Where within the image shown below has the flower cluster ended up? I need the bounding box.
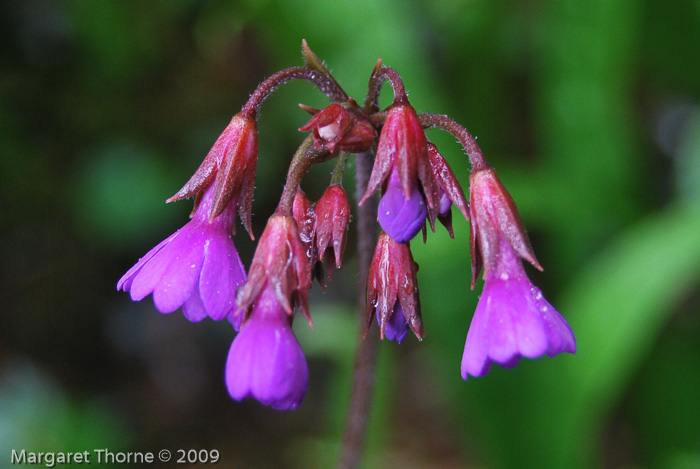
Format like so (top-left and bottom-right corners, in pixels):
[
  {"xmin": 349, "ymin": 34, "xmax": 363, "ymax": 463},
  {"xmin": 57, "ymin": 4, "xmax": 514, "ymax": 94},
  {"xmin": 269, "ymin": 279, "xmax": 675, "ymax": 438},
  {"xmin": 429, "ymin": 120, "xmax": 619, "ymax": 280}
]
[{"xmin": 117, "ymin": 42, "xmax": 575, "ymax": 411}]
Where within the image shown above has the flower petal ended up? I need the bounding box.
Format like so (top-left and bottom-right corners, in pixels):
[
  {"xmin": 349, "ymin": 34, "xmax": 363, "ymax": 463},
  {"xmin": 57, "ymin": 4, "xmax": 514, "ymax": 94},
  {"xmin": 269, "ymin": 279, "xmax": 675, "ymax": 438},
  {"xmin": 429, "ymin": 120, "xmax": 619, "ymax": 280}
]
[
  {"xmin": 461, "ymin": 300, "xmax": 491, "ymax": 379},
  {"xmin": 117, "ymin": 231, "xmax": 179, "ymax": 292},
  {"xmin": 378, "ymin": 170, "xmax": 426, "ymax": 243},
  {"xmin": 182, "ymin": 286, "xmax": 207, "ymax": 322},
  {"xmin": 149, "ymin": 228, "xmax": 206, "ymax": 313},
  {"xmin": 199, "ymin": 232, "xmax": 247, "ymax": 320}
]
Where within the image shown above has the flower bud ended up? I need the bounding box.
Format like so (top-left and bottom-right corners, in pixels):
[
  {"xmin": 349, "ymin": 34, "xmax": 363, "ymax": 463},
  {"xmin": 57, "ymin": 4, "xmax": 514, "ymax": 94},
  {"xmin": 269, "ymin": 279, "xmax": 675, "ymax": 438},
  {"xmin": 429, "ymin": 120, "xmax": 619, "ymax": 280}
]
[
  {"xmin": 313, "ymin": 184, "xmax": 351, "ymax": 273},
  {"xmin": 366, "ymin": 233, "xmax": 423, "ymax": 341},
  {"xmin": 292, "ymin": 188, "xmax": 315, "ymax": 263},
  {"xmin": 299, "ymin": 103, "xmax": 377, "ymax": 154},
  {"xmin": 360, "ymin": 102, "xmax": 431, "ymax": 206},
  {"xmin": 426, "ymin": 142, "xmax": 469, "ymax": 236}
]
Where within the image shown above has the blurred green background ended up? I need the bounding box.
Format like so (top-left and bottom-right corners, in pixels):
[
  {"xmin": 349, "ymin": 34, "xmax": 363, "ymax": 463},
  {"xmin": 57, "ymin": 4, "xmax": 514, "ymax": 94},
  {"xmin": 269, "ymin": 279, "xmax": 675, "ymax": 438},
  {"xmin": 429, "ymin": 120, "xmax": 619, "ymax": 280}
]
[{"xmin": 2, "ymin": 1, "xmax": 699, "ymax": 468}]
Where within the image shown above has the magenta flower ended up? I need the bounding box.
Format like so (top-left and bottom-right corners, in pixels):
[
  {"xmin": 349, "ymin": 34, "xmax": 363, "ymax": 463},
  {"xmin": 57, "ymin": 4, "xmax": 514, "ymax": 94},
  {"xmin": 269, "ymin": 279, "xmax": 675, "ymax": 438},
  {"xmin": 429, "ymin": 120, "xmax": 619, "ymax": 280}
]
[
  {"xmin": 117, "ymin": 182, "xmax": 246, "ymax": 323},
  {"xmin": 377, "ymin": 168, "xmax": 427, "ymax": 243},
  {"xmin": 225, "ymin": 284, "xmax": 308, "ymax": 410},
  {"xmin": 462, "ymin": 166, "xmax": 575, "ymax": 379},
  {"xmin": 461, "ymin": 237, "xmax": 576, "ymax": 378}
]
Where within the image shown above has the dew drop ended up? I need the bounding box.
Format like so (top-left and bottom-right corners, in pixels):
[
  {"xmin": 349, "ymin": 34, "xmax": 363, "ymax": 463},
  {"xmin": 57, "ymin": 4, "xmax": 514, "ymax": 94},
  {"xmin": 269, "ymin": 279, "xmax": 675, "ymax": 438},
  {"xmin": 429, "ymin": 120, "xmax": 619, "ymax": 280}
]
[
  {"xmin": 500, "ymin": 272, "xmax": 509, "ymax": 281},
  {"xmin": 531, "ymin": 287, "xmax": 543, "ymax": 300}
]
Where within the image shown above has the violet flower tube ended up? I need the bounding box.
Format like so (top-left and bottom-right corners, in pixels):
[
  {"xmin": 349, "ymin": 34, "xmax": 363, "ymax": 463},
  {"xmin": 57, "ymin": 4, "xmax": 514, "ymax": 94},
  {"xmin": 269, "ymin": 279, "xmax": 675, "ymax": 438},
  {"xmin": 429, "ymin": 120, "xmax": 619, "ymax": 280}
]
[
  {"xmin": 378, "ymin": 168, "xmax": 427, "ymax": 243},
  {"xmin": 377, "ymin": 302, "xmax": 409, "ymax": 344},
  {"xmin": 225, "ymin": 285, "xmax": 308, "ymax": 410},
  {"xmin": 117, "ymin": 182, "xmax": 246, "ymax": 324},
  {"xmin": 461, "ymin": 237, "xmax": 576, "ymax": 379}
]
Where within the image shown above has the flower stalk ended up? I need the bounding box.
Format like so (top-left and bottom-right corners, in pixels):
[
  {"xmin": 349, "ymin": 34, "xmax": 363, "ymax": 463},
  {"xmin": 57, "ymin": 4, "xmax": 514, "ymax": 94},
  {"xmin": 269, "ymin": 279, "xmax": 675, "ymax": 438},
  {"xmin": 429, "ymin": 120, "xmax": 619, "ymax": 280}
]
[{"xmin": 338, "ymin": 149, "xmax": 380, "ymax": 469}]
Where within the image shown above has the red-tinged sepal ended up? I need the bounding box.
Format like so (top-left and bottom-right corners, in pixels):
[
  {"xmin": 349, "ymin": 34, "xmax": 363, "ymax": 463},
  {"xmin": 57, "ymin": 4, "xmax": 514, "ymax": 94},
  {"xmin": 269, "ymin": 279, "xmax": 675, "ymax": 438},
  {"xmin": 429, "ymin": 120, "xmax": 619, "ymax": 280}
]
[
  {"xmin": 292, "ymin": 189, "xmax": 315, "ymax": 263},
  {"xmin": 313, "ymin": 185, "xmax": 351, "ymax": 280},
  {"xmin": 469, "ymin": 167, "xmax": 541, "ymax": 287},
  {"xmin": 167, "ymin": 112, "xmax": 258, "ymax": 238},
  {"xmin": 360, "ymin": 102, "xmax": 429, "ymax": 206},
  {"xmin": 292, "ymin": 189, "xmax": 327, "ymax": 289},
  {"xmin": 365, "ymin": 233, "xmax": 424, "ymax": 341},
  {"xmin": 427, "ymin": 143, "xmax": 469, "ymax": 221},
  {"xmin": 299, "ymin": 104, "xmax": 350, "ymax": 154},
  {"xmin": 235, "ymin": 215, "xmax": 312, "ymax": 326},
  {"xmin": 299, "ymin": 103, "xmax": 377, "ymax": 155},
  {"xmin": 338, "ymin": 119, "xmax": 377, "ymax": 153}
]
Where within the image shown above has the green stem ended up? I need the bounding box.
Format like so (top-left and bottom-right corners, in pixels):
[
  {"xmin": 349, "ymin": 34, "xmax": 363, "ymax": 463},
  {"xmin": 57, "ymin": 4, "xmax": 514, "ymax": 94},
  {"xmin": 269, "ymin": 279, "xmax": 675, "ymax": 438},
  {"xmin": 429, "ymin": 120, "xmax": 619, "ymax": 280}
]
[{"xmin": 330, "ymin": 153, "xmax": 349, "ymax": 185}]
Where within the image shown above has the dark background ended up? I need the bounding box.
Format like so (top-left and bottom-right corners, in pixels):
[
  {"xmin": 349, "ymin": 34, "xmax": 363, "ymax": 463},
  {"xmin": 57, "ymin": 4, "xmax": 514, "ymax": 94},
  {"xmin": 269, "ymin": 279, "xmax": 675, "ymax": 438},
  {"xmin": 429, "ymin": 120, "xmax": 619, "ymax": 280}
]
[{"xmin": 2, "ymin": 1, "xmax": 699, "ymax": 467}]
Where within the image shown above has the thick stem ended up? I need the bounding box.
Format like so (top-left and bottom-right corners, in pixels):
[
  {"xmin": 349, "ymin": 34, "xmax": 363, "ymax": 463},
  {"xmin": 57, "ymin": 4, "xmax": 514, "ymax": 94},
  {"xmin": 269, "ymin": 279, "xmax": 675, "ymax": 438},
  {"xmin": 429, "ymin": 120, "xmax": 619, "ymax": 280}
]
[
  {"xmin": 241, "ymin": 67, "xmax": 349, "ymax": 118},
  {"xmin": 418, "ymin": 113, "xmax": 490, "ymax": 172},
  {"xmin": 338, "ymin": 150, "xmax": 379, "ymax": 469}
]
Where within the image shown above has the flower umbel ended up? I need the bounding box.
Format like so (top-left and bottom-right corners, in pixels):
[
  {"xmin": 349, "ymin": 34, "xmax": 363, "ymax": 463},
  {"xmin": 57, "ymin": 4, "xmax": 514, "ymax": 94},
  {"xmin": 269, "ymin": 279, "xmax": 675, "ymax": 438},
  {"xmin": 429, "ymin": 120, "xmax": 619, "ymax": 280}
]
[
  {"xmin": 118, "ymin": 41, "xmax": 576, "ymax": 423},
  {"xmin": 225, "ymin": 284, "xmax": 308, "ymax": 410},
  {"xmin": 117, "ymin": 182, "xmax": 246, "ymax": 322}
]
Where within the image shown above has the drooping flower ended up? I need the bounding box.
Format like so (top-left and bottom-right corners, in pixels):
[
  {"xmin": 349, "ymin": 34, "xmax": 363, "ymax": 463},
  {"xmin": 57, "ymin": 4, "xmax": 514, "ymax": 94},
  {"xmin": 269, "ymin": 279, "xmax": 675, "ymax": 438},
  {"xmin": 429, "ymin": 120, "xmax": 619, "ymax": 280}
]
[
  {"xmin": 461, "ymin": 167, "xmax": 575, "ymax": 379},
  {"xmin": 225, "ymin": 284, "xmax": 308, "ymax": 410},
  {"xmin": 167, "ymin": 111, "xmax": 258, "ymax": 237},
  {"xmin": 461, "ymin": 236, "xmax": 576, "ymax": 379},
  {"xmin": 117, "ymin": 182, "xmax": 246, "ymax": 323},
  {"xmin": 366, "ymin": 232, "xmax": 423, "ymax": 341}
]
